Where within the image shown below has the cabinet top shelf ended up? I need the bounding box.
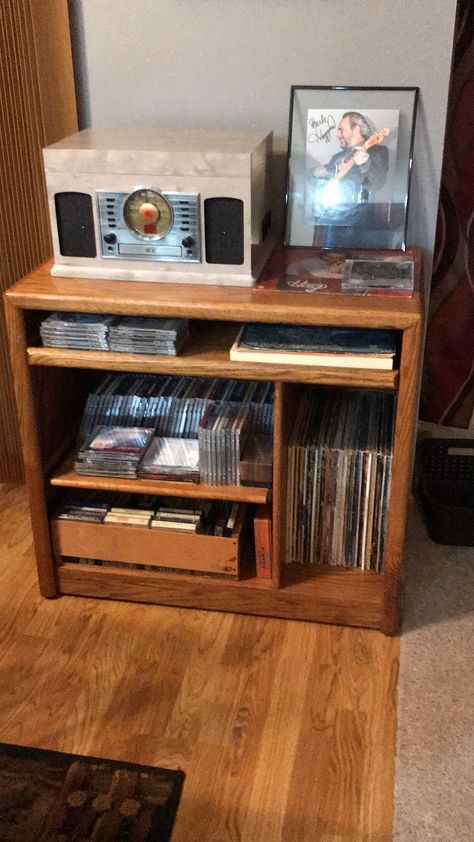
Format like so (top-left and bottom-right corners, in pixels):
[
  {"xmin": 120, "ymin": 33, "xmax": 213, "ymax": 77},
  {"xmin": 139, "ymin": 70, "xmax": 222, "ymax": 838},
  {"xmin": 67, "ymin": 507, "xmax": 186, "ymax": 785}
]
[{"xmin": 6, "ymin": 257, "xmax": 423, "ymax": 330}]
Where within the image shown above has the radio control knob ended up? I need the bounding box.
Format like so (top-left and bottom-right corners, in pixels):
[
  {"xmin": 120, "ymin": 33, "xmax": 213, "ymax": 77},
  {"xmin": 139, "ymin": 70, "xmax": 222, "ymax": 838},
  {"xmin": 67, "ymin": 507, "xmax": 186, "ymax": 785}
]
[
  {"xmin": 182, "ymin": 236, "xmax": 195, "ymax": 248},
  {"xmin": 104, "ymin": 233, "xmax": 117, "ymax": 244}
]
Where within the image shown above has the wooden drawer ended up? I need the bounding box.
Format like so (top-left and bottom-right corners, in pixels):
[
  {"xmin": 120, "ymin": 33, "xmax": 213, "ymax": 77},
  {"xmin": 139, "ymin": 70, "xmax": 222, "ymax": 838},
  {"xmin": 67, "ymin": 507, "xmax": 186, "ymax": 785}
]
[{"xmin": 51, "ymin": 508, "xmax": 247, "ymax": 578}]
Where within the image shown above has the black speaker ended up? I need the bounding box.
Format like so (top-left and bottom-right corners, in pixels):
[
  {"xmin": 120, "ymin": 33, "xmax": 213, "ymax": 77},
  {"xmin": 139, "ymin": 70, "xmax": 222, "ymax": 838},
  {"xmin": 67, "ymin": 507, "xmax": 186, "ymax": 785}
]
[
  {"xmin": 204, "ymin": 197, "xmax": 244, "ymax": 265},
  {"xmin": 54, "ymin": 192, "xmax": 96, "ymax": 258}
]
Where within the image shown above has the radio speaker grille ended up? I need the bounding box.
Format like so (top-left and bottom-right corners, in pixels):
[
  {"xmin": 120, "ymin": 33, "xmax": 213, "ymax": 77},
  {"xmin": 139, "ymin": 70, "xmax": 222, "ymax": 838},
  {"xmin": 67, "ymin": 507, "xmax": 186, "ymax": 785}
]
[
  {"xmin": 204, "ymin": 198, "xmax": 244, "ymax": 265},
  {"xmin": 55, "ymin": 192, "xmax": 96, "ymax": 257}
]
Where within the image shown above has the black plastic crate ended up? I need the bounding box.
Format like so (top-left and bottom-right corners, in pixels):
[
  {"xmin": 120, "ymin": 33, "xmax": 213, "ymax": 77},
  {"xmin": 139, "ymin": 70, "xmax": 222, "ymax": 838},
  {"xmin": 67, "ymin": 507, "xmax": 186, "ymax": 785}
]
[{"xmin": 419, "ymin": 438, "xmax": 474, "ymax": 546}]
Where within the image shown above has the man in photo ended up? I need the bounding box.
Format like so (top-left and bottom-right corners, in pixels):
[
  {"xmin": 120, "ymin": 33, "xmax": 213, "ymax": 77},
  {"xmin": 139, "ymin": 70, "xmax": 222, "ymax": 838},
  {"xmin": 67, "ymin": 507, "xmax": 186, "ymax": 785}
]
[{"xmin": 309, "ymin": 111, "xmax": 390, "ymax": 246}]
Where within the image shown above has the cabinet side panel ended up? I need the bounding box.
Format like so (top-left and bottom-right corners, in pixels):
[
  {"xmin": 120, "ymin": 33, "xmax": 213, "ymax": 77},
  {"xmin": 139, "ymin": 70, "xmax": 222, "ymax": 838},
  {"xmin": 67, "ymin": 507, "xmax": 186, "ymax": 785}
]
[
  {"xmin": 4, "ymin": 300, "xmax": 57, "ymax": 597},
  {"xmin": 382, "ymin": 320, "xmax": 423, "ymax": 634}
]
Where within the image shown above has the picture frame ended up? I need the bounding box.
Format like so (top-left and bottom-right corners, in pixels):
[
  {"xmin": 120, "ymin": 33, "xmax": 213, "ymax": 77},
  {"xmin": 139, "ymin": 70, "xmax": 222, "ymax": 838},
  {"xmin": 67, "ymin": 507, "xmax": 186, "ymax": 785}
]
[{"xmin": 284, "ymin": 86, "xmax": 418, "ymax": 250}]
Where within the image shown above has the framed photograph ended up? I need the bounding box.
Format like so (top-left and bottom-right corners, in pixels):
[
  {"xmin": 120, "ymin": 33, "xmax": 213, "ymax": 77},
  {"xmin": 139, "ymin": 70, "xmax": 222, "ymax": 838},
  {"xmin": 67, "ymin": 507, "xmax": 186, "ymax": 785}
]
[{"xmin": 284, "ymin": 86, "xmax": 418, "ymax": 250}]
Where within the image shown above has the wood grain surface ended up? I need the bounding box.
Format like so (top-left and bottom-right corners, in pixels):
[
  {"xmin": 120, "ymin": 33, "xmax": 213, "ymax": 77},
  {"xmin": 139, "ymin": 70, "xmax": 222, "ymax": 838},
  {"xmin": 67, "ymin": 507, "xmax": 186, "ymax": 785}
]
[
  {"xmin": 50, "ymin": 454, "xmax": 269, "ymax": 504},
  {"xmin": 0, "ymin": 0, "xmax": 77, "ymax": 483},
  {"xmin": 0, "ymin": 483, "xmax": 399, "ymax": 842},
  {"xmin": 6, "ymin": 257, "xmax": 423, "ymax": 329},
  {"xmin": 5, "ymin": 253, "xmax": 423, "ymax": 635}
]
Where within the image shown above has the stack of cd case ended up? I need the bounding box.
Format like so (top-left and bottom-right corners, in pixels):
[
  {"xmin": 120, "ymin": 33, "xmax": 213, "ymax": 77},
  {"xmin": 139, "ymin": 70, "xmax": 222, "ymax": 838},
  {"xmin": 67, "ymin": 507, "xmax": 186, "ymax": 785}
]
[
  {"xmin": 75, "ymin": 426, "xmax": 155, "ymax": 477},
  {"xmin": 341, "ymin": 257, "xmax": 415, "ymax": 295},
  {"xmin": 138, "ymin": 437, "xmax": 200, "ymax": 483},
  {"xmin": 78, "ymin": 374, "xmax": 274, "ymax": 445},
  {"xmin": 198, "ymin": 404, "xmax": 250, "ymax": 485},
  {"xmin": 108, "ymin": 316, "xmax": 189, "ymax": 355},
  {"xmin": 40, "ymin": 312, "xmax": 114, "ymax": 350}
]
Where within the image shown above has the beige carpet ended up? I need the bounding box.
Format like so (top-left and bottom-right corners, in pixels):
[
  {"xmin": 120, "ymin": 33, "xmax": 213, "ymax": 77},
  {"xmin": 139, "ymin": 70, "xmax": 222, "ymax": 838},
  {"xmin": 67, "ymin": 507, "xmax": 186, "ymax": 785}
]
[{"xmin": 393, "ymin": 501, "xmax": 474, "ymax": 840}]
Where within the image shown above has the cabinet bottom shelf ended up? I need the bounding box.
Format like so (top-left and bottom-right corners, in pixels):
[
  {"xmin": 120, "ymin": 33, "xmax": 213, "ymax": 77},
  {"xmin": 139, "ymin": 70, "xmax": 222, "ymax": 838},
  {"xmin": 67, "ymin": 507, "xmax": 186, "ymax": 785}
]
[{"xmin": 55, "ymin": 561, "xmax": 384, "ymax": 630}]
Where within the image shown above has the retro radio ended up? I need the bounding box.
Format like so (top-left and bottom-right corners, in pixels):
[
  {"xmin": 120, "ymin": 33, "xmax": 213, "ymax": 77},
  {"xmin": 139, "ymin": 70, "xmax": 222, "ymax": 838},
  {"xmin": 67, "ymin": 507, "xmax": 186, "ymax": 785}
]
[{"xmin": 43, "ymin": 127, "xmax": 275, "ymax": 286}]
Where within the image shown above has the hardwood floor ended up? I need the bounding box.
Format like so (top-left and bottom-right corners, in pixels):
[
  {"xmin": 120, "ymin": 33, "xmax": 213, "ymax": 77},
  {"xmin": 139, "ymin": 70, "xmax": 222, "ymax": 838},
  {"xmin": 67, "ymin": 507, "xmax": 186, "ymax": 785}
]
[{"xmin": 0, "ymin": 483, "xmax": 399, "ymax": 841}]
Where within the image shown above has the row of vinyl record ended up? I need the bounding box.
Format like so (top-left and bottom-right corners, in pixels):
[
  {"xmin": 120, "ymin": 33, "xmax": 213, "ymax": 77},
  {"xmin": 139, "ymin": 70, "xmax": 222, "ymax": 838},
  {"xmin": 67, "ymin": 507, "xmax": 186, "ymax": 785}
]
[
  {"xmin": 79, "ymin": 373, "xmax": 274, "ymax": 443},
  {"xmin": 286, "ymin": 387, "xmax": 395, "ymax": 572}
]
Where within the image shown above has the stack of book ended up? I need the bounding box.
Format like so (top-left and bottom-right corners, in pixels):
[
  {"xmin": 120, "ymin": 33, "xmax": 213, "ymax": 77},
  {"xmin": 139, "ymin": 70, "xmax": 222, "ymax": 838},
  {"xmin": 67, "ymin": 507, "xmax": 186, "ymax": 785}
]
[
  {"xmin": 286, "ymin": 388, "xmax": 395, "ymax": 572},
  {"xmin": 40, "ymin": 312, "xmax": 113, "ymax": 350},
  {"xmin": 74, "ymin": 427, "xmax": 155, "ymax": 478},
  {"xmin": 198, "ymin": 404, "xmax": 250, "ymax": 485},
  {"xmin": 230, "ymin": 323, "xmax": 397, "ymax": 370},
  {"xmin": 138, "ymin": 437, "xmax": 200, "ymax": 483},
  {"xmin": 108, "ymin": 316, "xmax": 189, "ymax": 355}
]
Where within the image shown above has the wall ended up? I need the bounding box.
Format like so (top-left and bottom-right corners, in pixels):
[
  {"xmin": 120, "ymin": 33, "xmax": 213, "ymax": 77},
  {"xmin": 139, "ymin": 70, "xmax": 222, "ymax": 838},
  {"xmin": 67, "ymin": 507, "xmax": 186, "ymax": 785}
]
[{"xmin": 68, "ymin": 0, "xmax": 457, "ymax": 260}]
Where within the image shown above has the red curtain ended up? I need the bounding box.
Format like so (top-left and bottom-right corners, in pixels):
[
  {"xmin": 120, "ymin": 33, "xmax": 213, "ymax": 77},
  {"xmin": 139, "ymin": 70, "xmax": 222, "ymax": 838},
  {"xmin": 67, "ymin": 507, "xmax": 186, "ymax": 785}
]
[{"xmin": 420, "ymin": 0, "xmax": 474, "ymax": 428}]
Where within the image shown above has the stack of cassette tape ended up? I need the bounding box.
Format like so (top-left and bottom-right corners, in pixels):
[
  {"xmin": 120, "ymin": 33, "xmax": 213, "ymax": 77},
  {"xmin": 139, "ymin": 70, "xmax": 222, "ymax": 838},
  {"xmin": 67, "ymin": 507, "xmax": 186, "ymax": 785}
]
[
  {"xmin": 150, "ymin": 505, "xmax": 203, "ymax": 532},
  {"xmin": 75, "ymin": 426, "xmax": 155, "ymax": 477},
  {"xmin": 104, "ymin": 506, "xmax": 153, "ymax": 527},
  {"xmin": 108, "ymin": 316, "xmax": 189, "ymax": 355},
  {"xmin": 55, "ymin": 500, "xmax": 109, "ymax": 523},
  {"xmin": 40, "ymin": 312, "xmax": 113, "ymax": 350}
]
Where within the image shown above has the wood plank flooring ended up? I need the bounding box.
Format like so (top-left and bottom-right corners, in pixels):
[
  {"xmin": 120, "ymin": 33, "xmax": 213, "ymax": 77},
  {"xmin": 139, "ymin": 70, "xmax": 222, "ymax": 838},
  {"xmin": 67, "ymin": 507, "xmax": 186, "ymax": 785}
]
[{"xmin": 0, "ymin": 484, "xmax": 399, "ymax": 841}]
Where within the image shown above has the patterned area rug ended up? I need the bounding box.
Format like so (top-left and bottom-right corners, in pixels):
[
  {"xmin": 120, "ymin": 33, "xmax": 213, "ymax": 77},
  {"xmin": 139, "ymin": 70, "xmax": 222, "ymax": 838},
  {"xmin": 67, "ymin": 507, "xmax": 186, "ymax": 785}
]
[{"xmin": 0, "ymin": 742, "xmax": 185, "ymax": 841}]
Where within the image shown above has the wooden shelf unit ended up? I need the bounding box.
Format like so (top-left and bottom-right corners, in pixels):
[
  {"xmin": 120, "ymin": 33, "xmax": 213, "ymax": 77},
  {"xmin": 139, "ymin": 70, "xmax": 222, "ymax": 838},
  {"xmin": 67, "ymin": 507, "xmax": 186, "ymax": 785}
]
[{"xmin": 4, "ymin": 255, "xmax": 424, "ymax": 634}]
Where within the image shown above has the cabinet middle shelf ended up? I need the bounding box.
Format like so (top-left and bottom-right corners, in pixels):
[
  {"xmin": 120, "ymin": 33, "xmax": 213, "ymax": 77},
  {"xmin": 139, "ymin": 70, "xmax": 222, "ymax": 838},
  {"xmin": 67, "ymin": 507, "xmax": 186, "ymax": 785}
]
[
  {"xmin": 27, "ymin": 321, "xmax": 399, "ymax": 389},
  {"xmin": 49, "ymin": 453, "xmax": 269, "ymax": 504}
]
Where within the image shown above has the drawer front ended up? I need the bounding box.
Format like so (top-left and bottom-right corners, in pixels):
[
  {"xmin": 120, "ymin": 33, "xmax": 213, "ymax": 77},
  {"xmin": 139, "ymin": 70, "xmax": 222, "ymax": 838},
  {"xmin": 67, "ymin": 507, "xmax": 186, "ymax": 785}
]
[{"xmin": 51, "ymin": 518, "xmax": 242, "ymax": 577}]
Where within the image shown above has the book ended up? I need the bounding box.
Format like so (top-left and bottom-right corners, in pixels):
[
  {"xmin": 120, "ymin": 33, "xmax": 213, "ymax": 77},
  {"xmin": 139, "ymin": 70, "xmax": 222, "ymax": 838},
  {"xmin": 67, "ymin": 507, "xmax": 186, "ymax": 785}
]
[
  {"xmin": 255, "ymin": 246, "xmax": 415, "ymax": 298},
  {"xmin": 253, "ymin": 504, "xmax": 272, "ymax": 579},
  {"xmin": 230, "ymin": 324, "xmax": 397, "ymax": 370}
]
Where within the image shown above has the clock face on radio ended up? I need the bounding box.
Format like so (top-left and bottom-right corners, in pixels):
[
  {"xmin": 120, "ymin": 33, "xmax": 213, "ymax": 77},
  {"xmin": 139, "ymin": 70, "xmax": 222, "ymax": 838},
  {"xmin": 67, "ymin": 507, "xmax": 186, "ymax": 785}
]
[{"xmin": 123, "ymin": 188, "xmax": 174, "ymax": 240}]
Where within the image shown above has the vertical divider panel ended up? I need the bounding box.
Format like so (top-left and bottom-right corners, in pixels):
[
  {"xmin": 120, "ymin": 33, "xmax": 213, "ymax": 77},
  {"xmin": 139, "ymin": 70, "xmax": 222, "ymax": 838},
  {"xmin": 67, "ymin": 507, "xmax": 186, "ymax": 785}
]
[{"xmin": 273, "ymin": 382, "xmax": 304, "ymax": 588}]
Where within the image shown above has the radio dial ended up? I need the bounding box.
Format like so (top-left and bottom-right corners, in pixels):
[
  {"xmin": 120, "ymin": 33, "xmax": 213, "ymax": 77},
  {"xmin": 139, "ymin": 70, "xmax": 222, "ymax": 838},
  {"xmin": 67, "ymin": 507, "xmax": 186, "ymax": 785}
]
[
  {"xmin": 138, "ymin": 202, "xmax": 160, "ymax": 223},
  {"xmin": 182, "ymin": 236, "xmax": 195, "ymax": 248},
  {"xmin": 104, "ymin": 232, "xmax": 117, "ymax": 244},
  {"xmin": 123, "ymin": 188, "xmax": 173, "ymax": 240}
]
